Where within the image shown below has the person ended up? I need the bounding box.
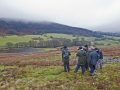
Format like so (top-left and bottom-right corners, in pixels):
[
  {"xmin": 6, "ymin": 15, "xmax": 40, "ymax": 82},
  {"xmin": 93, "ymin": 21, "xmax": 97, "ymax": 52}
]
[
  {"xmin": 61, "ymin": 46, "xmax": 71, "ymax": 72},
  {"xmin": 95, "ymin": 48, "xmax": 103, "ymax": 69},
  {"xmin": 83, "ymin": 45, "xmax": 89, "ymax": 71},
  {"xmin": 74, "ymin": 46, "xmax": 86, "ymax": 74},
  {"xmin": 88, "ymin": 46, "xmax": 99, "ymax": 76}
]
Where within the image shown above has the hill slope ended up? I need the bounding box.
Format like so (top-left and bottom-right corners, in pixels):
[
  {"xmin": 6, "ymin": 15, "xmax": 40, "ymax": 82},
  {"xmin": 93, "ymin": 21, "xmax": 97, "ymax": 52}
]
[{"xmin": 0, "ymin": 19, "xmax": 103, "ymax": 37}]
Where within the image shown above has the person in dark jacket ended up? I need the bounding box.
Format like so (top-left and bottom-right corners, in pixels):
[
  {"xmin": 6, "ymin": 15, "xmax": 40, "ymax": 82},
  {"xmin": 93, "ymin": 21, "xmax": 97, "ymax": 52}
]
[
  {"xmin": 61, "ymin": 46, "xmax": 71, "ymax": 72},
  {"xmin": 88, "ymin": 46, "xmax": 99, "ymax": 76},
  {"xmin": 95, "ymin": 48, "xmax": 103, "ymax": 69},
  {"xmin": 84, "ymin": 45, "xmax": 89, "ymax": 70},
  {"xmin": 74, "ymin": 46, "xmax": 86, "ymax": 74}
]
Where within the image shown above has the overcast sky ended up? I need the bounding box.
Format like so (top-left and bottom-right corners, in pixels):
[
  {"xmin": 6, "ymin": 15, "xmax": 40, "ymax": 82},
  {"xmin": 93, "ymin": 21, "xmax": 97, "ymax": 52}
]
[{"xmin": 0, "ymin": 0, "xmax": 120, "ymax": 32}]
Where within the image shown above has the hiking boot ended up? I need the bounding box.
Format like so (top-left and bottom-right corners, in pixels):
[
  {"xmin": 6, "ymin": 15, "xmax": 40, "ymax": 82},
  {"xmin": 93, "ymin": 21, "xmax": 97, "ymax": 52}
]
[
  {"xmin": 68, "ymin": 68, "xmax": 70, "ymax": 72},
  {"xmin": 100, "ymin": 67, "xmax": 102, "ymax": 69},
  {"xmin": 64, "ymin": 70, "xmax": 67, "ymax": 72},
  {"xmin": 94, "ymin": 71, "xmax": 97, "ymax": 75},
  {"xmin": 82, "ymin": 73, "xmax": 84, "ymax": 75},
  {"xmin": 74, "ymin": 71, "xmax": 76, "ymax": 73},
  {"xmin": 89, "ymin": 73, "xmax": 94, "ymax": 76}
]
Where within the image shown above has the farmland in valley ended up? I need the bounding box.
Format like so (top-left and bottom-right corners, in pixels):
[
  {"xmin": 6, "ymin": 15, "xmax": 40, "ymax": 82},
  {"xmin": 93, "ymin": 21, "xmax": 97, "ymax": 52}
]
[{"xmin": 0, "ymin": 33, "xmax": 120, "ymax": 47}]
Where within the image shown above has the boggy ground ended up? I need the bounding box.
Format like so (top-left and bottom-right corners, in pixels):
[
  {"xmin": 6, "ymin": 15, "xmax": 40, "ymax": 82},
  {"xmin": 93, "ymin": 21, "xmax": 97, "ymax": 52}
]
[{"xmin": 0, "ymin": 46, "xmax": 120, "ymax": 90}]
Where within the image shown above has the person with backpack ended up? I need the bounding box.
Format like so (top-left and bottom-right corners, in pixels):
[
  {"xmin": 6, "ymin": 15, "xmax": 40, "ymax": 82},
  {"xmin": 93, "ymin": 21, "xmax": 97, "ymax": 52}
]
[
  {"xmin": 88, "ymin": 46, "xmax": 99, "ymax": 76},
  {"xmin": 95, "ymin": 48, "xmax": 103, "ymax": 69},
  {"xmin": 61, "ymin": 46, "xmax": 71, "ymax": 72},
  {"xmin": 74, "ymin": 46, "xmax": 87, "ymax": 74}
]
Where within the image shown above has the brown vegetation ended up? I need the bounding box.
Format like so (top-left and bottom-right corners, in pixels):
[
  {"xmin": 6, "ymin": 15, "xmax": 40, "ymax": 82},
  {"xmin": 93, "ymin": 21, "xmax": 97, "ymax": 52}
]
[
  {"xmin": 0, "ymin": 46, "xmax": 120, "ymax": 66},
  {"xmin": 32, "ymin": 37, "xmax": 43, "ymax": 40},
  {"xmin": 100, "ymin": 46, "xmax": 120, "ymax": 57},
  {"xmin": 0, "ymin": 28, "xmax": 6, "ymax": 36},
  {"xmin": 0, "ymin": 47, "xmax": 77, "ymax": 66}
]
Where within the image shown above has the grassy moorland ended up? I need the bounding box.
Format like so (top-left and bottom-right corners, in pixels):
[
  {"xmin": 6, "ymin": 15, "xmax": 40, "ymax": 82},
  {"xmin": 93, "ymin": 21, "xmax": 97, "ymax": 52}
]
[
  {"xmin": 0, "ymin": 46, "xmax": 120, "ymax": 90},
  {"xmin": 0, "ymin": 63, "xmax": 120, "ymax": 90}
]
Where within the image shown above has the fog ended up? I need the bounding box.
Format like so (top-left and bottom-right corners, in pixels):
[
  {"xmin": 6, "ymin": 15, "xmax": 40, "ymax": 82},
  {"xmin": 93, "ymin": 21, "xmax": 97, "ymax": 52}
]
[{"xmin": 0, "ymin": 0, "xmax": 120, "ymax": 32}]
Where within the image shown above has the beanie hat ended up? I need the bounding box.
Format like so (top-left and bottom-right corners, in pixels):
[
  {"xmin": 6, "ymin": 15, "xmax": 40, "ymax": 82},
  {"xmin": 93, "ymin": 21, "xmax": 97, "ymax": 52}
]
[
  {"xmin": 79, "ymin": 46, "xmax": 82, "ymax": 49},
  {"xmin": 95, "ymin": 48, "xmax": 98, "ymax": 51},
  {"xmin": 84, "ymin": 45, "xmax": 88, "ymax": 47},
  {"xmin": 63, "ymin": 46, "xmax": 67, "ymax": 48}
]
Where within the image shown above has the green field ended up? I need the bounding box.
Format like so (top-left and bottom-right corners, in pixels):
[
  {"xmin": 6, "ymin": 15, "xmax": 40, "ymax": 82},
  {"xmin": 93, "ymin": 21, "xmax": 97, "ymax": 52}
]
[
  {"xmin": 0, "ymin": 33, "xmax": 120, "ymax": 47},
  {"xmin": 0, "ymin": 35, "xmax": 47, "ymax": 46},
  {"xmin": 96, "ymin": 40, "xmax": 120, "ymax": 46}
]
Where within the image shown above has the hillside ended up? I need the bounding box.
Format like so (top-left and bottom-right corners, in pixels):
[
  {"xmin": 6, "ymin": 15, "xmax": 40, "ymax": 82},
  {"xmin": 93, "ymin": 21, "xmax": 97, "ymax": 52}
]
[{"xmin": 0, "ymin": 18, "xmax": 103, "ymax": 37}]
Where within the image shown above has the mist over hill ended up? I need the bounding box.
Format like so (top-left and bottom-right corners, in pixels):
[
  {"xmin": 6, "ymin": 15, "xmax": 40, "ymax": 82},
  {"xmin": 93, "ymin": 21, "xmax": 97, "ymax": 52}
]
[{"xmin": 0, "ymin": 18, "xmax": 120, "ymax": 37}]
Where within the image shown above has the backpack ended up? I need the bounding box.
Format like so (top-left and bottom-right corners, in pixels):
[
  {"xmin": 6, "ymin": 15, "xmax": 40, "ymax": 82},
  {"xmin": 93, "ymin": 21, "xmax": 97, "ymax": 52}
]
[{"xmin": 63, "ymin": 49, "xmax": 69, "ymax": 59}]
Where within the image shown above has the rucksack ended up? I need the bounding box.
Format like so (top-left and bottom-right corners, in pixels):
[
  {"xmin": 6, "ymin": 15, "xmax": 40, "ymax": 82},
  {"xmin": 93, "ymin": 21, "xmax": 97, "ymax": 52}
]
[{"xmin": 63, "ymin": 49, "xmax": 69, "ymax": 59}]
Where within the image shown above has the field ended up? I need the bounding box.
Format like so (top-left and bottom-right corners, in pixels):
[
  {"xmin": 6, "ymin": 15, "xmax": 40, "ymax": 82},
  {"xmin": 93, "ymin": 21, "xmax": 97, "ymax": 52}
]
[
  {"xmin": 0, "ymin": 46, "xmax": 120, "ymax": 89},
  {"xmin": 0, "ymin": 35, "xmax": 47, "ymax": 47},
  {"xmin": 97, "ymin": 40, "xmax": 119, "ymax": 46},
  {"xmin": 0, "ymin": 33, "xmax": 120, "ymax": 47}
]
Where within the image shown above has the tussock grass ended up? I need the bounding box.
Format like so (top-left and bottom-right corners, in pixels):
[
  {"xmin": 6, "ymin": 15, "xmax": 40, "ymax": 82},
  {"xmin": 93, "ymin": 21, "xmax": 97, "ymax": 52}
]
[
  {"xmin": 0, "ymin": 62, "xmax": 120, "ymax": 90},
  {"xmin": 0, "ymin": 46, "xmax": 120, "ymax": 89}
]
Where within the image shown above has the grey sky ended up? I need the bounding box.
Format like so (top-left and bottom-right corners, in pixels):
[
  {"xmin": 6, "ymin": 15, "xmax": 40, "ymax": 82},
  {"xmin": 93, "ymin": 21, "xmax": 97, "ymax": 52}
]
[{"xmin": 0, "ymin": 0, "xmax": 120, "ymax": 32}]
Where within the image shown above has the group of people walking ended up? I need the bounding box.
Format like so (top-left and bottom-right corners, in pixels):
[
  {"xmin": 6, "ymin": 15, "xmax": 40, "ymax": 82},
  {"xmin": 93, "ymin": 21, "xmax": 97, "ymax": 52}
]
[{"xmin": 61, "ymin": 45, "xmax": 103, "ymax": 76}]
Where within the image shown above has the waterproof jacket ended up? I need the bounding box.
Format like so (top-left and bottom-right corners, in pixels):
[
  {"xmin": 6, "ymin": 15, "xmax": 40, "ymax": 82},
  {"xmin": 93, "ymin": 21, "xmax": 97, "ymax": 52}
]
[
  {"xmin": 61, "ymin": 48, "xmax": 71, "ymax": 63},
  {"xmin": 84, "ymin": 48, "xmax": 90, "ymax": 61},
  {"xmin": 76, "ymin": 49, "xmax": 86, "ymax": 65},
  {"xmin": 97, "ymin": 49, "xmax": 103, "ymax": 59},
  {"xmin": 88, "ymin": 50, "xmax": 99, "ymax": 65}
]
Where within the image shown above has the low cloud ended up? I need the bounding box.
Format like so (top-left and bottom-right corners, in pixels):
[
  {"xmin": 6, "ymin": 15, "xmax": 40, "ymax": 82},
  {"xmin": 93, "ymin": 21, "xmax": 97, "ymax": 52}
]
[{"xmin": 0, "ymin": 0, "xmax": 120, "ymax": 32}]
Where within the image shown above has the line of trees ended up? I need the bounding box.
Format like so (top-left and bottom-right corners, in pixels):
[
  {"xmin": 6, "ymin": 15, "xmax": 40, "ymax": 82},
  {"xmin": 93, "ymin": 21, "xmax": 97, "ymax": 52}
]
[{"xmin": 5, "ymin": 38, "xmax": 92, "ymax": 49}]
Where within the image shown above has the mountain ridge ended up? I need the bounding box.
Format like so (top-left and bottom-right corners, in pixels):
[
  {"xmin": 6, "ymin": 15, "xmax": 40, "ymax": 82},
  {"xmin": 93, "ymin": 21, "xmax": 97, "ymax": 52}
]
[{"xmin": 0, "ymin": 18, "xmax": 120, "ymax": 37}]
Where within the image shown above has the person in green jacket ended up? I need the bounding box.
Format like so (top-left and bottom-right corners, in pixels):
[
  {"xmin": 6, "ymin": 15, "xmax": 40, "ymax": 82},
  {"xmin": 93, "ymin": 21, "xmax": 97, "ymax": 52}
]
[
  {"xmin": 74, "ymin": 46, "xmax": 87, "ymax": 74},
  {"xmin": 61, "ymin": 46, "xmax": 71, "ymax": 72},
  {"xmin": 84, "ymin": 45, "xmax": 89, "ymax": 71}
]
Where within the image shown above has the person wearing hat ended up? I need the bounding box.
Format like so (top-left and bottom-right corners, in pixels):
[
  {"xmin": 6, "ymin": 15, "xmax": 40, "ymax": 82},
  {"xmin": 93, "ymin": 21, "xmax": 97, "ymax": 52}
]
[
  {"xmin": 61, "ymin": 46, "xmax": 71, "ymax": 72},
  {"xmin": 74, "ymin": 46, "xmax": 87, "ymax": 74},
  {"xmin": 88, "ymin": 46, "xmax": 99, "ymax": 76}
]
